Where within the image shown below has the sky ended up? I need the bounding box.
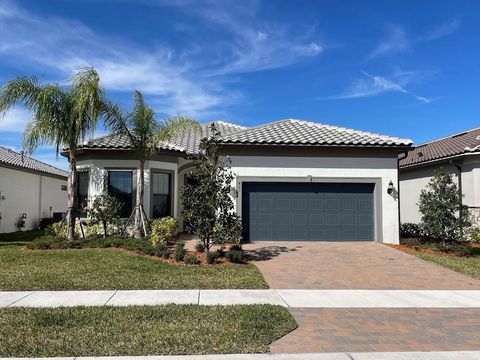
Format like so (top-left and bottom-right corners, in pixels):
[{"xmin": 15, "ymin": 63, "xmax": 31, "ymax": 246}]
[{"xmin": 0, "ymin": 0, "xmax": 479, "ymax": 170}]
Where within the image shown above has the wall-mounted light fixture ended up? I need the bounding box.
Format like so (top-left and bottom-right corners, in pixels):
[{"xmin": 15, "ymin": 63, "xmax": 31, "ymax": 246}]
[{"xmin": 387, "ymin": 180, "xmax": 394, "ymax": 195}]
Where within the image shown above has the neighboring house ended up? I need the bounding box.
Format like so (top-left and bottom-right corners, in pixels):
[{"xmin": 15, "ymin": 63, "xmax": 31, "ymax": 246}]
[
  {"xmin": 0, "ymin": 147, "xmax": 68, "ymax": 233},
  {"xmin": 399, "ymin": 127, "xmax": 480, "ymax": 226},
  {"xmin": 71, "ymin": 119, "xmax": 412, "ymax": 244}
]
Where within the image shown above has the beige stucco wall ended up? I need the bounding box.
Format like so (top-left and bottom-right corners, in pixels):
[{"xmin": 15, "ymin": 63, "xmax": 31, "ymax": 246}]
[
  {"xmin": 399, "ymin": 155, "xmax": 480, "ymax": 225},
  {"xmin": 0, "ymin": 166, "xmax": 67, "ymax": 233}
]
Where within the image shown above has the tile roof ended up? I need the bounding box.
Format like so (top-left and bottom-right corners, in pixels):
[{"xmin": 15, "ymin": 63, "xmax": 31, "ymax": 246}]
[
  {"xmin": 400, "ymin": 127, "xmax": 480, "ymax": 168},
  {"xmin": 220, "ymin": 119, "xmax": 413, "ymax": 147},
  {"xmin": 78, "ymin": 119, "xmax": 412, "ymax": 155},
  {"xmin": 0, "ymin": 147, "xmax": 69, "ymax": 178},
  {"xmin": 78, "ymin": 121, "xmax": 247, "ymax": 154}
]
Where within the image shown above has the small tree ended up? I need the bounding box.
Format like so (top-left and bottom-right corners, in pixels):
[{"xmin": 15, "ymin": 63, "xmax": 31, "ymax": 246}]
[
  {"xmin": 181, "ymin": 124, "xmax": 242, "ymax": 253},
  {"xmin": 418, "ymin": 167, "xmax": 470, "ymax": 248},
  {"xmin": 89, "ymin": 194, "xmax": 122, "ymax": 238}
]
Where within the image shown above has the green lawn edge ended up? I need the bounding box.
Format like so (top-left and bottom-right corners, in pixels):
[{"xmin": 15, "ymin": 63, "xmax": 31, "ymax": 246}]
[{"xmin": 0, "ymin": 304, "xmax": 297, "ymax": 357}]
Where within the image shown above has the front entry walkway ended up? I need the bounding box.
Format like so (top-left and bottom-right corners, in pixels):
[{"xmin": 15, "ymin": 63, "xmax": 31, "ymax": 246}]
[{"xmin": 244, "ymin": 241, "xmax": 480, "ymax": 289}]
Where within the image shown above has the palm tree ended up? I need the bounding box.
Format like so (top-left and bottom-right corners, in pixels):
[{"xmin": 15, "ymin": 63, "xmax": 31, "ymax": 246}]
[
  {"xmin": 0, "ymin": 68, "xmax": 105, "ymax": 240},
  {"xmin": 103, "ymin": 90, "xmax": 198, "ymax": 238}
]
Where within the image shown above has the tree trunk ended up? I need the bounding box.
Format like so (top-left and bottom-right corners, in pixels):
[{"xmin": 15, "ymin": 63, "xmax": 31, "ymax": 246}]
[
  {"xmin": 66, "ymin": 150, "xmax": 77, "ymax": 240},
  {"xmin": 134, "ymin": 160, "xmax": 145, "ymax": 239}
]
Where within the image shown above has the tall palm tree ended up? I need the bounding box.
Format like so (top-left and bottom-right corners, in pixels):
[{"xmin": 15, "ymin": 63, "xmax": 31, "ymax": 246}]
[
  {"xmin": 0, "ymin": 68, "xmax": 105, "ymax": 240},
  {"xmin": 103, "ymin": 90, "xmax": 198, "ymax": 238}
]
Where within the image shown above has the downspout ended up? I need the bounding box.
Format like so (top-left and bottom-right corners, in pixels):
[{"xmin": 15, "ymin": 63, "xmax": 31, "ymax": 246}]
[
  {"xmin": 454, "ymin": 164, "xmax": 463, "ymax": 240},
  {"xmin": 397, "ymin": 151, "xmax": 408, "ymax": 241}
]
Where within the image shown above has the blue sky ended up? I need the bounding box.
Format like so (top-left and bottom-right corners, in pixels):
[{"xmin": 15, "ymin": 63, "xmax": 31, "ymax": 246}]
[{"xmin": 0, "ymin": 0, "xmax": 479, "ymax": 170}]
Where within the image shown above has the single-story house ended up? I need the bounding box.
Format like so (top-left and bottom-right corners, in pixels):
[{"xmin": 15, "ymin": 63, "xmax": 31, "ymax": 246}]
[
  {"xmin": 0, "ymin": 146, "xmax": 68, "ymax": 233},
  {"xmin": 399, "ymin": 127, "xmax": 480, "ymax": 226},
  {"xmin": 72, "ymin": 119, "xmax": 412, "ymax": 244}
]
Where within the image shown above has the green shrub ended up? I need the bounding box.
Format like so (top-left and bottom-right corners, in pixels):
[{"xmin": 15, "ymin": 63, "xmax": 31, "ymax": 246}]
[
  {"xmin": 88, "ymin": 194, "xmax": 123, "ymax": 238},
  {"xmin": 213, "ymin": 213, "xmax": 243, "ymax": 245},
  {"xmin": 206, "ymin": 251, "xmax": 219, "ymax": 264},
  {"xmin": 400, "ymin": 223, "xmax": 424, "ymax": 238},
  {"xmin": 229, "ymin": 244, "xmax": 242, "ymax": 251},
  {"xmin": 184, "ymin": 255, "xmax": 200, "ymax": 265},
  {"xmin": 215, "ymin": 247, "xmax": 225, "ymax": 258},
  {"xmin": 226, "ymin": 249, "xmax": 244, "ymax": 263},
  {"xmin": 468, "ymin": 227, "xmax": 480, "ymax": 243},
  {"xmin": 174, "ymin": 242, "xmax": 186, "ymax": 261},
  {"xmin": 150, "ymin": 217, "xmax": 178, "ymax": 247},
  {"xmin": 38, "ymin": 217, "xmax": 56, "ymax": 230},
  {"xmin": 154, "ymin": 242, "xmax": 169, "ymax": 258},
  {"xmin": 195, "ymin": 241, "xmax": 205, "ymax": 252}
]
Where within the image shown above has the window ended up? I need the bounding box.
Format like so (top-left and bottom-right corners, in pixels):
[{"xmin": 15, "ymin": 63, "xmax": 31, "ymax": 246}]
[
  {"xmin": 151, "ymin": 172, "xmax": 171, "ymax": 218},
  {"xmin": 108, "ymin": 171, "xmax": 134, "ymax": 218},
  {"xmin": 76, "ymin": 172, "xmax": 89, "ymax": 216}
]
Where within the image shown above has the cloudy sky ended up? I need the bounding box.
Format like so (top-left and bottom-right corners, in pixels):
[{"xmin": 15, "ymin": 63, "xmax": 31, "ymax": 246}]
[{"xmin": 0, "ymin": 0, "xmax": 479, "ymax": 169}]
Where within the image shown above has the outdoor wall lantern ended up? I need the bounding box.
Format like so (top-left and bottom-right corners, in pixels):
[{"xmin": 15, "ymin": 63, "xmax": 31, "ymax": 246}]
[{"xmin": 387, "ymin": 181, "xmax": 394, "ymax": 195}]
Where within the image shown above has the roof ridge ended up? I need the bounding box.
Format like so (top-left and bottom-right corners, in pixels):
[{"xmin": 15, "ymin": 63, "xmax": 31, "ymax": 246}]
[
  {"xmin": 203, "ymin": 120, "xmax": 247, "ymax": 129},
  {"xmin": 414, "ymin": 126, "xmax": 480, "ymax": 148}
]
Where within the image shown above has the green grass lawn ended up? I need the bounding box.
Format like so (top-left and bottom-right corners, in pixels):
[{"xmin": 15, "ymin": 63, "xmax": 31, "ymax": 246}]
[
  {"xmin": 0, "ymin": 304, "xmax": 296, "ymax": 356},
  {"xmin": 414, "ymin": 251, "xmax": 480, "ymax": 280},
  {"xmin": 0, "ymin": 231, "xmax": 268, "ymax": 290}
]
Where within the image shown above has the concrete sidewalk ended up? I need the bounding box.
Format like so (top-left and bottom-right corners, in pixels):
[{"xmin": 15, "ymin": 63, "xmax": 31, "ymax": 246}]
[
  {"xmin": 2, "ymin": 351, "xmax": 480, "ymax": 359},
  {"xmin": 2, "ymin": 289, "xmax": 480, "ymax": 308}
]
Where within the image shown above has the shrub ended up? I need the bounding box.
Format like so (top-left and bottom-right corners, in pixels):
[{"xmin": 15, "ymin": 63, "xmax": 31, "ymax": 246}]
[
  {"xmin": 38, "ymin": 217, "xmax": 56, "ymax": 230},
  {"xmin": 150, "ymin": 217, "xmax": 178, "ymax": 247},
  {"xmin": 174, "ymin": 242, "xmax": 186, "ymax": 262},
  {"xmin": 184, "ymin": 255, "xmax": 200, "ymax": 265},
  {"xmin": 213, "ymin": 213, "xmax": 243, "ymax": 245},
  {"xmin": 206, "ymin": 251, "xmax": 219, "ymax": 264},
  {"xmin": 88, "ymin": 194, "xmax": 122, "ymax": 238},
  {"xmin": 215, "ymin": 247, "xmax": 226, "ymax": 258},
  {"xmin": 153, "ymin": 242, "xmax": 169, "ymax": 258},
  {"xmin": 467, "ymin": 227, "xmax": 480, "ymax": 243},
  {"xmin": 195, "ymin": 241, "xmax": 205, "ymax": 252},
  {"xmin": 229, "ymin": 244, "xmax": 242, "ymax": 251},
  {"xmin": 226, "ymin": 249, "xmax": 244, "ymax": 263},
  {"xmin": 400, "ymin": 223, "xmax": 424, "ymax": 238}
]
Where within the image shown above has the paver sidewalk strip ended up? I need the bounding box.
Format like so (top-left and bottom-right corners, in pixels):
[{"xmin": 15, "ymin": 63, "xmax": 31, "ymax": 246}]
[
  {"xmin": 9, "ymin": 291, "xmax": 117, "ymax": 308},
  {"xmin": 0, "ymin": 291, "xmax": 34, "ymax": 307},
  {"xmin": 350, "ymin": 351, "xmax": 480, "ymax": 359},
  {"xmin": 106, "ymin": 290, "xmax": 199, "ymax": 306},
  {"xmin": 199, "ymin": 289, "xmax": 287, "ymax": 306}
]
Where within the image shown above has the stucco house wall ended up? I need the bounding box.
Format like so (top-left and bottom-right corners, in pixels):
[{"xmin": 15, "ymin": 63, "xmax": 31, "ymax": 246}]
[
  {"xmin": 0, "ymin": 166, "xmax": 67, "ymax": 233},
  {"xmin": 399, "ymin": 155, "xmax": 480, "ymax": 225}
]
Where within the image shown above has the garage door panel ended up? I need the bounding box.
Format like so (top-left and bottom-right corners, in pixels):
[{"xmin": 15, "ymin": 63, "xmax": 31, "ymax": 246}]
[{"xmin": 243, "ymin": 182, "xmax": 374, "ymax": 242}]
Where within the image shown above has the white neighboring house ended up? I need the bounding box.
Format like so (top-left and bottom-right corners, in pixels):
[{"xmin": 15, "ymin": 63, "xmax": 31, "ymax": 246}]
[
  {"xmin": 399, "ymin": 127, "xmax": 480, "ymax": 226},
  {"xmin": 69, "ymin": 119, "xmax": 412, "ymax": 244},
  {"xmin": 0, "ymin": 147, "xmax": 68, "ymax": 233}
]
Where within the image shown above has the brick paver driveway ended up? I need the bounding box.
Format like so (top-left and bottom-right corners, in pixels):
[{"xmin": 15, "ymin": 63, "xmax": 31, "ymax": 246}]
[
  {"xmin": 243, "ymin": 241, "xmax": 480, "ymax": 353},
  {"xmin": 244, "ymin": 241, "xmax": 480, "ymax": 289}
]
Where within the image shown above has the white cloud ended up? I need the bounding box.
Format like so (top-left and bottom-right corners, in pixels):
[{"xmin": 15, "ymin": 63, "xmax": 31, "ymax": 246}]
[
  {"xmin": 421, "ymin": 18, "xmax": 462, "ymax": 41},
  {"xmin": 0, "ymin": 0, "xmax": 324, "ymax": 118},
  {"xmin": 366, "ymin": 25, "xmax": 410, "ymax": 61},
  {"xmin": 324, "ymin": 70, "xmax": 437, "ymax": 104},
  {"xmin": 0, "ymin": 107, "xmax": 31, "ymax": 132}
]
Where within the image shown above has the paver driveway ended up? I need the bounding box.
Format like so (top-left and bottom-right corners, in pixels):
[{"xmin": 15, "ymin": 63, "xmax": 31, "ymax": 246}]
[
  {"xmin": 243, "ymin": 241, "xmax": 480, "ymax": 353},
  {"xmin": 244, "ymin": 241, "xmax": 480, "ymax": 289}
]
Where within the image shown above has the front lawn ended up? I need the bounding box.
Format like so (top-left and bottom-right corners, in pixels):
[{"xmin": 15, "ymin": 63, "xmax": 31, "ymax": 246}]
[
  {"xmin": 0, "ymin": 304, "xmax": 296, "ymax": 357},
  {"xmin": 0, "ymin": 231, "xmax": 268, "ymax": 290},
  {"xmin": 393, "ymin": 238, "xmax": 480, "ymax": 280}
]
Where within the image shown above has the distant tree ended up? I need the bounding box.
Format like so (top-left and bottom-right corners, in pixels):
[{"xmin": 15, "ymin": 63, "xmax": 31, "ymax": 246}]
[
  {"xmin": 0, "ymin": 68, "xmax": 105, "ymax": 240},
  {"xmin": 418, "ymin": 167, "xmax": 470, "ymax": 248},
  {"xmin": 181, "ymin": 124, "xmax": 242, "ymax": 253},
  {"xmin": 103, "ymin": 91, "xmax": 198, "ymax": 238}
]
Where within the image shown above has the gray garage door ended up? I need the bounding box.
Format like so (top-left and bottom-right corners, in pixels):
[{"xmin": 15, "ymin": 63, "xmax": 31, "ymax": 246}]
[{"xmin": 242, "ymin": 182, "xmax": 374, "ymax": 242}]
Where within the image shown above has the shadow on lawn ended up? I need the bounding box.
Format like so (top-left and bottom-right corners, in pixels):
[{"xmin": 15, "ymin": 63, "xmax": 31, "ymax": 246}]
[{"xmin": 246, "ymin": 246, "xmax": 300, "ymax": 261}]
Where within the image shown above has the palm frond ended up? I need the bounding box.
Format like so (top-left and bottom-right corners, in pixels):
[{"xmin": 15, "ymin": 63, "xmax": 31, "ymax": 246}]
[{"xmin": 0, "ymin": 75, "xmax": 41, "ymax": 116}]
